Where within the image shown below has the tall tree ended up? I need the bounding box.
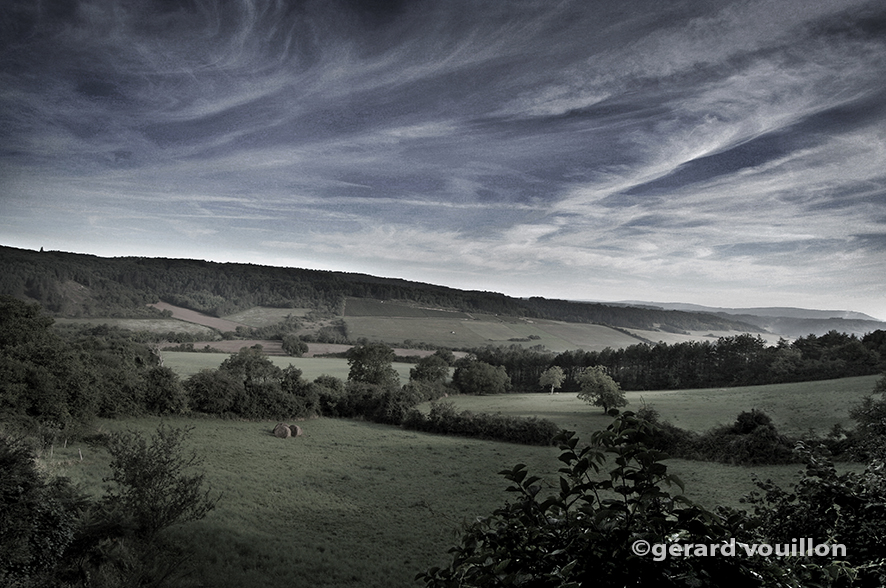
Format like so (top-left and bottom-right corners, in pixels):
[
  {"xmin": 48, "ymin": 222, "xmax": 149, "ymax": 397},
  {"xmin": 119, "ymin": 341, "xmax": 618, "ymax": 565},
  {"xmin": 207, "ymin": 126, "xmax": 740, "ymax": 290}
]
[
  {"xmin": 346, "ymin": 342, "xmax": 399, "ymax": 388},
  {"xmin": 539, "ymin": 365, "xmax": 565, "ymax": 394},
  {"xmin": 577, "ymin": 366, "xmax": 626, "ymax": 413}
]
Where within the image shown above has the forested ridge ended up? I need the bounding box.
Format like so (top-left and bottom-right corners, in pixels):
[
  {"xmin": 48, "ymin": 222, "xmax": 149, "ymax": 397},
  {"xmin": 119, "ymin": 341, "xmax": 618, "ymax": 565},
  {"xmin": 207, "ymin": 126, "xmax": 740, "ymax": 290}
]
[{"xmin": 0, "ymin": 245, "xmax": 758, "ymax": 332}]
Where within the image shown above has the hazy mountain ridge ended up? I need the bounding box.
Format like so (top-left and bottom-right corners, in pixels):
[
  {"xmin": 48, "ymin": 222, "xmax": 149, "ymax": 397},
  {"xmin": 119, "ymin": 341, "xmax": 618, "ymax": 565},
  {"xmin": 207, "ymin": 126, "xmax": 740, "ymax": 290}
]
[
  {"xmin": 0, "ymin": 245, "xmax": 759, "ymax": 334},
  {"xmin": 618, "ymin": 301, "xmax": 885, "ymax": 338}
]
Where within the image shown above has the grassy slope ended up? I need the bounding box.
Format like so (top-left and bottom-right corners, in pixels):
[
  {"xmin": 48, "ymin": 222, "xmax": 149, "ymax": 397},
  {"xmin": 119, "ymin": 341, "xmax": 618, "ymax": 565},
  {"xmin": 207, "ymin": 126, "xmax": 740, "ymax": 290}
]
[{"xmin": 432, "ymin": 374, "xmax": 880, "ymax": 438}]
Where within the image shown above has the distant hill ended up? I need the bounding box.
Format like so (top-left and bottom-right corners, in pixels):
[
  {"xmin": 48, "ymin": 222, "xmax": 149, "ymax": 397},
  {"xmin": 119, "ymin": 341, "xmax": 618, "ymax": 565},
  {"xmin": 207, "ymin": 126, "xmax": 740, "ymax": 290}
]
[
  {"xmin": 618, "ymin": 301, "xmax": 885, "ymax": 338},
  {"xmin": 0, "ymin": 245, "xmax": 758, "ymax": 334}
]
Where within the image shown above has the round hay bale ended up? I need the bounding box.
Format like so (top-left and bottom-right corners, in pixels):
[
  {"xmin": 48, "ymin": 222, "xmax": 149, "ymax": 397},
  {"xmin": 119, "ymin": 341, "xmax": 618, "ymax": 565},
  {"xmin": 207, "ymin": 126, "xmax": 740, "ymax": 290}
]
[
  {"xmin": 273, "ymin": 423, "xmax": 291, "ymax": 439},
  {"xmin": 289, "ymin": 424, "xmax": 303, "ymax": 437}
]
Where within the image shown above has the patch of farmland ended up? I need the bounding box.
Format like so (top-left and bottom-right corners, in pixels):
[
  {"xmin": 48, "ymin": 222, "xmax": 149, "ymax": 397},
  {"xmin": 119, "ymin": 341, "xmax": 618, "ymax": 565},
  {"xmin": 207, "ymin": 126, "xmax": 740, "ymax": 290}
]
[
  {"xmin": 623, "ymin": 328, "xmax": 782, "ymax": 346},
  {"xmin": 222, "ymin": 306, "xmax": 310, "ymax": 327},
  {"xmin": 344, "ymin": 314, "xmax": 649, "ymax": 352},
  {"xmin": 344, "ymin": 316, "xmax": 491, "ymax": 348},
  {"xmin": 149, "ymin": 302, "xmax": 247, "ymax": 332},
  {"xmin": 435, "ymin": 374, "xmax": 879, "ymax": 438},
  {"xmin": 344, "ymin": 297, "xmax": 471, "ymax": 318},
  {"xmin": 54, "ymin": 317, "xmax": 217, "ymax": 337},
  {"xmin": 522, "ymin": 321, "xmax": 644, "ymax": 351},
  {"xmin": 161, "ymin": 351, "xmax": 415, "ymax": 382}
]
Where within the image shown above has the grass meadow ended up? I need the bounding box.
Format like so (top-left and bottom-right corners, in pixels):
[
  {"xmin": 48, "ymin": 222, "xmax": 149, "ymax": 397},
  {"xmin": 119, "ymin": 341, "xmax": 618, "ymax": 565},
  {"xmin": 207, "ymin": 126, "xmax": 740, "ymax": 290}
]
[
  {"xmin": 161, "ymin": 351, "xmax": 416, "ymax": 382},
  {"xmin": 37, "ymin": 374, "xmax": 879, "ymax": 587}
]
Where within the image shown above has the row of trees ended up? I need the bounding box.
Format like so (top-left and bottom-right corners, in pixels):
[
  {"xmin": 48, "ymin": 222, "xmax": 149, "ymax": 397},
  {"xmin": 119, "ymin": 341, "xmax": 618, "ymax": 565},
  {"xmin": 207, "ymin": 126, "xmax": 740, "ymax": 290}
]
[{"xmin": 470, "ymin": 330, "xmax": 884, "ymax": 392}]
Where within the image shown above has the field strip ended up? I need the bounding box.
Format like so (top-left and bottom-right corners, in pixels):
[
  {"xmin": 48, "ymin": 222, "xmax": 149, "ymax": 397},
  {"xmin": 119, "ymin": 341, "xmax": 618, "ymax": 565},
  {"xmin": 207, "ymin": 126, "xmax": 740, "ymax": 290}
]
[{"xmin": 149, "ymin": 302, "xmax": 248, "ymax": 331}]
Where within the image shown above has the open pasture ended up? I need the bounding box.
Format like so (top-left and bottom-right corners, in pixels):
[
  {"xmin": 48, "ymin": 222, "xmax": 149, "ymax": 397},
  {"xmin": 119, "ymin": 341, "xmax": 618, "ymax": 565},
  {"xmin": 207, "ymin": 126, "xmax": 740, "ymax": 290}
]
[
  {"xmin": 223, "ymin": 306, "xmax": 311, "ymax": 327},
  {"xmin": 430, "ymin": 374, "xmax": 879, "ymax": 438},
  {"xmin": 344, "ymin": 297, "xmax": 472, "ymax": 319},
  {"xmin": 161, "ymin": 350, "xmax": 416, "ymax": 382},
  {"xmin": 41, "ymin": 393, "xmax": 862, "ymax": 588},
  {"xmin": 343, "ymin": 314, "xmax": 645, "ymax": 352}
]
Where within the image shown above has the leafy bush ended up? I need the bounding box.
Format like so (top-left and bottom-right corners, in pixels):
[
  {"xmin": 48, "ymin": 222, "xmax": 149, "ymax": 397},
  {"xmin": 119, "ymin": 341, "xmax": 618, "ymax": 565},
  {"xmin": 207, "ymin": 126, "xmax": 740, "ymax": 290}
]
[
  {"xmin": 101, "ymin": 425, "xmax": 218, "ymax": 540},
  {"xmin": 418, "ymin": 412, "xmax": 870, "ymax": 587},
  {"xmin": 452, "ymin": 360, "xmax": 510, "ymax": 395},
  {"xmin": 743, "ymin": 442, "xmax": 886, "ymax": 587},
  {"xmin": 0, "ymin": 434, "xmax": 85, "ymax": 586}
]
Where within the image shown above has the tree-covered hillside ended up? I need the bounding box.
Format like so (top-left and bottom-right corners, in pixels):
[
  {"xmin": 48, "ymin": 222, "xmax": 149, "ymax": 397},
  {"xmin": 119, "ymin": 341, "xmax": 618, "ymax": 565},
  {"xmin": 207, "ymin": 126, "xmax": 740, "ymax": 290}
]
[{"xmin": 0, "ymin": 245, "xmax": 758, "ymax": 332}]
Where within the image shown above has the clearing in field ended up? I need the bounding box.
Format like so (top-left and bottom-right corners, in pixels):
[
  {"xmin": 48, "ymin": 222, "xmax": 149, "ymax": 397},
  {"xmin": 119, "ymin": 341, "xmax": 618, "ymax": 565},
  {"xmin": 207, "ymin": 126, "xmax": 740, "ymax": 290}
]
[{"xmin": 431, "ymin": 374, "xmax": 880, "ymax": 439}]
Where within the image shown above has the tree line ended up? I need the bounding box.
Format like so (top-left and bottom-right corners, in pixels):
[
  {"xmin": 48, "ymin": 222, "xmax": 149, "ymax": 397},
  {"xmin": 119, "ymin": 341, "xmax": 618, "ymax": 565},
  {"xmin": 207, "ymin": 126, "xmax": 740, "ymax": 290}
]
[{"xmin": 468, "ymin": 330, "xmax": 885, "ymax": 392}]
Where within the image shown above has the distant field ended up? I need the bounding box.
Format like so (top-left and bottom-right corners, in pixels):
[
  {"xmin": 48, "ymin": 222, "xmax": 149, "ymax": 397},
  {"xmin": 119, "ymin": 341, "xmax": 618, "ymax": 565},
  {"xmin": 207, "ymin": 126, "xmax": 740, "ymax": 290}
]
[
  {"xmin": 54, "ymin": 317, "xmax": 218, "ymax": 337},
  {"xmin": 222, "ymin": 306, "xmax": 310, "ymax": 327},
  {"xmin": 430, "ymin": 374, "xmax": 880, "ymax": 438},
  {"xmin": 344, "ymin": 297, "xmax": 471, "ymax": 319},
  {"xmin": 150, "ymin": 301, "xmax": 246, "ymax": 332},
  {"xmin": 161, "ymin": 351, "xmax": 416, "ymax": 382},
  {"xmin": 344, "ymin": 315, "xmax": 644, "ymax": 352}
]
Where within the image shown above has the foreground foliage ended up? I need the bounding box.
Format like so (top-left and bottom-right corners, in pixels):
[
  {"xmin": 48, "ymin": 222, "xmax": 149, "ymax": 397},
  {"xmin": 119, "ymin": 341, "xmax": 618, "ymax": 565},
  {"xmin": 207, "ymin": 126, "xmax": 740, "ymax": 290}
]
[
  {"xmin": 0, "ymin": 426, "xmax": 216, "ymax": 587},
  {"xmin": 418, "ymin": 411, "xmax": 883, "ymax": 587}
]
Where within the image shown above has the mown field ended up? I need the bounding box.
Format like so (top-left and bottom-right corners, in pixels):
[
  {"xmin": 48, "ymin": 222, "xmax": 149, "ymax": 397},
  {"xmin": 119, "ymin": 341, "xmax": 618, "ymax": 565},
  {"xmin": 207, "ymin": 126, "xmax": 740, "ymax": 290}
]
[{"xmin": 39, "ymin": 374, "xmax": 878, "ymax": 588}]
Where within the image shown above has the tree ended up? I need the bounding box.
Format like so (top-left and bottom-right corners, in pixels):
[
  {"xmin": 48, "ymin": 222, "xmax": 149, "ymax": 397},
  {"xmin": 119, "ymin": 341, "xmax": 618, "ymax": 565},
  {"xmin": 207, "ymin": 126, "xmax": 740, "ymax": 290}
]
[
  {"xmin": 143, "ymin": 365, "xmax": 188, "ymax": 415},
  {"xmin": 453, "ymin": 360, "xmax": 510, "ymax": 395},
  {"xmin": 282, "ymin": 334, "xmax": 309, "ymax": 357},
  {"xmin": 101, "ymin": 424, "xmax": 217, "ymax": 540},
  {"xmin": 346, "ymin": 342, "xmax": 399, "ymax": 388},
  {"xmin": 539, "ymin": 365, "xmax": 565, "ymax": 394},
  {"xmin": 846, "ymin": 373, "xmax": 886, "ymax": 460},
  {"xmin": 410, "ymin": 354, "xmax": 450, "ymax": 383},
  {"xmin": 577, "ymin": 365, "xmax": 626, "ymax": 412}
]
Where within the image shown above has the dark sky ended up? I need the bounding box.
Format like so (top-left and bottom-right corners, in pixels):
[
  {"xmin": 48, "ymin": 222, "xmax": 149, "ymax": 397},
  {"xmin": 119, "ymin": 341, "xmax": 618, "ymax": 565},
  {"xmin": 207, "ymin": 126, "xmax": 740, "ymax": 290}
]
[{"xmin": 2, "ymin": 0, "xmax": 885, "ymax": 318}]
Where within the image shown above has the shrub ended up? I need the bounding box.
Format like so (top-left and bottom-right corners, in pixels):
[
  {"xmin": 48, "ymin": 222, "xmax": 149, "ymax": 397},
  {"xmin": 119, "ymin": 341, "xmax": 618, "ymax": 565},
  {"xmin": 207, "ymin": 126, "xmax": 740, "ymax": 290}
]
[
  {"xmin": 101, "ymin": 425, "xmax": 218, "ymax": 540},
  {"xmin": 403, "ymin": 401, "xmax": 559, "ymax": 446},
  {"xmin": 0, "ymin": 434, "xmax": 85, "ymax": 585},
  {"xmin": 418, "ymin": 412, "xmax": 868, "ymax": 587}
]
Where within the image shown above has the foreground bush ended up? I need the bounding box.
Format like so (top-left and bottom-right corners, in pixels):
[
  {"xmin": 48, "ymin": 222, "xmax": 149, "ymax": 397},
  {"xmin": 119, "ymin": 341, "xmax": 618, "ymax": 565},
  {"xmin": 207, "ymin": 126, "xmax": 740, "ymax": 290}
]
[
  {"xmin": 0, "ymin": 425, "xmax": 217, "ymax": 587},
  {"xmin": 418, "ymin": 412, "xmax": 874, "ymax": 587}
]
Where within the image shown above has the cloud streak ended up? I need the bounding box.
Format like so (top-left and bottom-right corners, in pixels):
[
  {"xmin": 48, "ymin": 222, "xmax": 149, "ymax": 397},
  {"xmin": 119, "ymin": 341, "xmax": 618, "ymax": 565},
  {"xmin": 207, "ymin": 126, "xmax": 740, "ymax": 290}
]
[{"xmin": 1, "ymin": 0, "xmax": 885, "ymax": 318}]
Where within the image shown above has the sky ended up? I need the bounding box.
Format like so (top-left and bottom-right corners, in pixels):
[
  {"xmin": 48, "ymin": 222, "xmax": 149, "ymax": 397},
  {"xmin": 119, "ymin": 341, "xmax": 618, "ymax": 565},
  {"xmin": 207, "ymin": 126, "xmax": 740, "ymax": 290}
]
[{"xmin": 1, "ymin": 0, "xmax": 885, "ymax": 319}]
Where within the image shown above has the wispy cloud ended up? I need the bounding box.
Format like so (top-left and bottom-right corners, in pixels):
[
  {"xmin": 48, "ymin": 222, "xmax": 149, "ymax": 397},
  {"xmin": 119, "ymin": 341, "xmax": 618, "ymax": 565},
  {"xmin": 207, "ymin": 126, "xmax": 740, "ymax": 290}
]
[{"xmin": 1, "ymin": 0, "xmax": 884, "ymax": 317}]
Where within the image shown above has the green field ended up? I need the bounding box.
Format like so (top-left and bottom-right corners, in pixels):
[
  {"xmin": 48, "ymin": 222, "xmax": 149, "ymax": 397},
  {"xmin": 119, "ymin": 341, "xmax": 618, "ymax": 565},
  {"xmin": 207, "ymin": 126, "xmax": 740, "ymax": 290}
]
[
  {"xmin": 37, "ymin": 374, "xmax": 879, "ymax": 588},
  {"xmin": 344, "ymin": 297, "xmax": 472, "ymax": 319},
  {"xmin": 431, "ymin": 374, "xmax": 880, "ymax": 438},
  {"xmin": 343, "ymin": 315, "xmax": 644, "ymax": 352},
  {"xmin": 55, "ymin": 317, "xmax": 218, "ymax": 337},
  {"xmin": 223, "ymin": 306, "xmax": 311, "ymax": 327},
  {"xmin": 161, "ymin": 350, "xmax": 416, "ymax": 382}
]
